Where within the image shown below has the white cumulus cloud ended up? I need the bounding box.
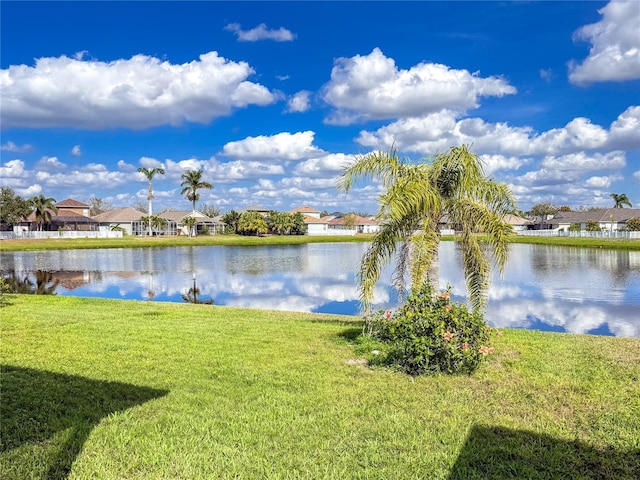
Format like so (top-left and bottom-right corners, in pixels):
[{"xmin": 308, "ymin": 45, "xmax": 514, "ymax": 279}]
[
  {"xmin": 222, "ymin": 131, "xmax": 324, "ymax": 161},
  {"xmin": 294, "ymin": 153, "xmax": 353, "ymax": 178},
  {"xmin": 585, "ymin": 174, "xmax": 623, "ymax": 188},
  {"xmin": 540, "ymin": 151, "xmax": 626, "ymax": 172},
  {"xmin": 356, "ymin": 106, "xmax": 639, "ymax": 158},
  {"xmin": 569, "ymin": 0, "xmax": 640, "ymax": 85},
  {"xmin": 71, "ymin": 145, "xmax": 82, "ymax": 156},
  {"xmin": 321, "ymin": 48, "xmax": 516, "ymax": 124},
  {"xmin": 286, "ymin": 91, "xmax": 311, "ymax": 113},
  {"xmin": 0, "ymin": 159, "xmax": 28, "ymax": 180},
  {"xmin": 1, "ymin": 141, "xmax": 32, "ymax": 152},
  {"xmin": 35, "ymin": 156, "xmax": 66, "ymax": 172},
  {"xmin": 0, "ymin": 51, "xmax": 276, "ymax": 129},
  {"xmin": 224, "ymin": 23, "xmax": 296, "ymax": 42}
]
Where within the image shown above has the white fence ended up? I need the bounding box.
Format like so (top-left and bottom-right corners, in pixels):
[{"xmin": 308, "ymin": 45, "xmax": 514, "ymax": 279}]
[
  {"xmin": 0, "ymin": 231, "xmax": 123, "ymax": 240},
  {"xmin": 516, "ymin": 230, "xmax": 640, "ymax": 239},
  {"xmin": 307, "ymin": 229, "xmax": 356, "ymax": 236}
]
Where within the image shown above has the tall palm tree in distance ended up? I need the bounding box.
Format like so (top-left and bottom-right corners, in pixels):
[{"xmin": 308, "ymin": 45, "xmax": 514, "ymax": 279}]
[
  {"xmin": 610, "ymin": 193, "xmax": 632, "ymax": 208},
  {"xmin": 338, "ymin": 144, "xmax": 517, "ymax": 313},
  {"xmin": 137, "ymin": 167, "xmax": 165, "ymax": 236},
  {"xmin": 29, "ymin": 195, "xmax": 58, "ymax": 231},
  {"xmin": 180, "ymin": 169, "xmax": 213, "ymax": 211}
]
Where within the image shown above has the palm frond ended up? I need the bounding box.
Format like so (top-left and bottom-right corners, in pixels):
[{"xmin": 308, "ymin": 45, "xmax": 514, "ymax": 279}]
[
  {"xmin": 458, "ymin": 230, "xmax": 490, "ymax": 312},
  {"xmin": 409, "ymin": 226, "xmax": 440, "ymax": 293},
  {"xmin": 358, "ymin": 217, "xmax": 410, "ymax": 311},
  {"xmin": 337, "ymin": 148, "xmax": 403, "ymax": 193}
]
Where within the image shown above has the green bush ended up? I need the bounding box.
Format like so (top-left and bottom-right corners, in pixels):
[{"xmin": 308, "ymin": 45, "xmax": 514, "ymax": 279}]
[
  {"xmin": 626, "ymin": 218, "xmax": 640, "ymax": 231},
  {"xmin": 363, "ymin": 283, "xmax": 495, "ymax": 375},
  {"xmin": 586, "ymin": 220, "xmax": 601, "ymax": 232}
]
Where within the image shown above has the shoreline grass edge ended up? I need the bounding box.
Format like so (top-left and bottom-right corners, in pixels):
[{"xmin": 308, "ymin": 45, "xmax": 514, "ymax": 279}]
[{"xmin": 1, "ymin": 233, "xmax": 639, "ymax": 252}]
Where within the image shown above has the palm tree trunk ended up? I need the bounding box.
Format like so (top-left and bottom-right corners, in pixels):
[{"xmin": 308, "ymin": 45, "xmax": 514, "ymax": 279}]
[{"xmin": 147, "ymin": 184, "xmax": 153, "ymax": 237}]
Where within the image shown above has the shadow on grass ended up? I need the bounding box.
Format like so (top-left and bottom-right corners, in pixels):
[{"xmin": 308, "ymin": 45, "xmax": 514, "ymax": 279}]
[
  {"xmin": 0, "ymin": 365, "xmax": 168, "ymax": 480},
  {"xmin": 337, "ymin": 327, "xmax": 362, "ymax": 342},
  {"xmin": 448, "ymin": 424, "xmax": 640, "ymax": 480}
]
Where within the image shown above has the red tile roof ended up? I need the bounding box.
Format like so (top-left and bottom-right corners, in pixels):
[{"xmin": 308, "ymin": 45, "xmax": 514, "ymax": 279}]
[
  {"xmin": 56, "ymin": 198, "xmax": 90, "ymax": 207},
  {"xmin": 302, "ymin": 214, "xmax": 329, "ymax": 224},
  {"xmin": 290, "ymin": 206, "xmax": 321, "ymax": 214}
]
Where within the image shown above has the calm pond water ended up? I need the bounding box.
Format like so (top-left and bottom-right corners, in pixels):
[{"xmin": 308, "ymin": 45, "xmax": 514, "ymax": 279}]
[{"xmin": 2, "ymin": 242, "xmax": 639, "ymax": 337}]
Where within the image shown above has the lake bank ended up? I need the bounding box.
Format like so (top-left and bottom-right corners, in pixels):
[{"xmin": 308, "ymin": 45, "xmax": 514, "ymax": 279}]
[
  {"xmin": 1, "ymin": 232, "xmax": 639, "ymax": 252},
  {"xmin": 1, "ymin": 295, "xmax": 639, "ymax": 479}
]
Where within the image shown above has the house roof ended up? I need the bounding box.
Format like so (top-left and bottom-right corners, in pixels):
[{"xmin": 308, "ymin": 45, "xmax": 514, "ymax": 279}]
[
  {"xmin": 503, "ymin": 214, "xmax": 533, "ymax": 226},
  {"xmin": 302, "ymin": 214, "xmax": 329, "ymax": 224},
  {"xmin": 56, "ymin": 198, "xmax": 90, "ymax": 208},
  {"xmin": 26, "ymin": 209, "xmax": 96, "ymax": 223},
  {"xmin": 92, "ymin": 208, "xmax": 146, "ymax": 222},
  {"xmin": 551, "ymin": 208, "xmax": 640, "ymax": 225},
  {"xmin": 243, "ymin": 205, "xmax": 270, "ymax": 213},
  {"xmin": 328, "ymin": 215, "xmax": 377, "ymax": 226},
  {"xmin": 290, "ymin": 206, "xmax": 320, "ymax": 214}
]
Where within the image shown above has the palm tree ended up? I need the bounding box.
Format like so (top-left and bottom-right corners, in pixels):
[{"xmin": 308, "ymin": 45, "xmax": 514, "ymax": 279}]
[
  {"xmin": 222, "ymin": 210, "xmax": 241, "ymax": 234},
  {"xmin": 338, "ymin": 144, "xmax": 517, "ymax": 313},
  {"xmin": 141, "ymin": 214, "xmax": 168, "ymax": 236},
  {"xmin": 182, "ymin": 215, "xmax": 198, "ymax": 237},
  {"xmin": 610, "ymin": 193, "xmax": 632, "ymax": 208},
  {"xmin": 180, "ymin": 169, "xmax": 213, "ymax": 211},
  {"xmin": 137, "ymin": 167, "xmax": 165, "ymax": 236},
  {"xmin": 238, "ymin": 211, "xmax": 268, "ymax": 236},
  {"xmin": 29, "ymin": 195, "xmax": 58, "ymax": 231},
  {"xmin": 267, "ymin": 211, "xmax": 294, "ymax": 235}
]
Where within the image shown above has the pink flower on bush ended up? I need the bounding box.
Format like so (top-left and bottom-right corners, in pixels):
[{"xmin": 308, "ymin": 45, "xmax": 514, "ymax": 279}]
[
  {"xmin": 489, "ymin": 347, "xmax": 495, "ymax": 354},
  {"xmin": 384, "ymin": 310, "xmax": 392, "ymax": 319},
  {"xmin": 496, "ymin": 330, "xmax": 503, "ymax": 337},
  {"xmin": 444, "ymin": 305, "xmax": 451, "ymax": 312},
  {"xmin": 479, "ymin": 346, "xmax": 489, "ymax": 356},
  {"xmin": 439, "ymin": 291, "xmax": 450, "ymax": 300},
  {"xmin": 443, "ymin": 331, "xmax": 454, "ymax": 341},
  {"xmin": 462, "ymin": 342, "xmax": 469, "ymax": 351}
]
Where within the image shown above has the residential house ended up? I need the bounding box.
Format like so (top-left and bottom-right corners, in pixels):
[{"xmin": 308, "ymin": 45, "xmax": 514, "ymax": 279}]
[
  {"xmin": 548, "ymin": 208, "xmax": 640, "ymax": 232},
  {"xmin": 92, "ymin": 207, "xmax": 147, "ymax": 236},
  {"xmin": 289, "ymin": 206, "xmax": 329, "ymax": 235},
  {"xmin": 160, "ymin": 210, "xmax": 224, "ymax": 235},
  {"xmin": 328, "ymin": 214, "xmax": 380, "ymax": 234},
  {"xmin": 25, "ymin": 198, "xmax": 97, "ymax": 231},
  {"xmin": 503, "ymin": 214, "xmax": 534, "ymax": 232}
]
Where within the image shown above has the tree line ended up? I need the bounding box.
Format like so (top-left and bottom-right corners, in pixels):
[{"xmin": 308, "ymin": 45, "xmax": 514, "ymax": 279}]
[{"xmin": 221, "ymin": 210, "xmax": 306, "ymax": 236}]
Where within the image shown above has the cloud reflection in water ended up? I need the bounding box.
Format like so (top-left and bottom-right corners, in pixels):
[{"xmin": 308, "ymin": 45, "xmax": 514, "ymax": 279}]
[{"xmin": 1, "ymin": 242, "xmax": 638, "ymax": 337}]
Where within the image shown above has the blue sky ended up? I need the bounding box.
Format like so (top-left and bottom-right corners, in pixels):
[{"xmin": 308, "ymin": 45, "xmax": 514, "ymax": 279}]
[{"xmin": 1, "ymin": 0, "xmax": 639, "ymax": 215}]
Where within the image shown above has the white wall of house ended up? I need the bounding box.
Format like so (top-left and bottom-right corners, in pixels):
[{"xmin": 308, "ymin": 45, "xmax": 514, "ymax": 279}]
[
  {"xmin": 98, "ymin": 223, "xmax": 134, "ymax": 235},
  {"xmin": 325, "ymin": 225, "xmax": 357, "ymax": 236},
  {"xmin": 306, "ymin": 223, "xmax": 328, "ymax": 235}
]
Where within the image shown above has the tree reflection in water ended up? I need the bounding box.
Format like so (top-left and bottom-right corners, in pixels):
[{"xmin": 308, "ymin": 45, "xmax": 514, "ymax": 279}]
[
  {"xmin": 2, "ymin": 270, "xmax": 59, "ymax": 295},
  {"xmin": 181, "ymin": 275, "xmax": 213, "ymax": 305}
]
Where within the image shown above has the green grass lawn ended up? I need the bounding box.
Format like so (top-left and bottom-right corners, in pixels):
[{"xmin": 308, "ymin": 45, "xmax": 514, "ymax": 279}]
[
  {"xmin": 0, "ymin": 234, "xmax": 374, "ymax": 252},
  {"xmin": 1, "ymin": 295, "xmax": 639, "ymax": 479},
  {"xmin": 1, "ymin": 233, "xmax": 639, "ymax": 252}
]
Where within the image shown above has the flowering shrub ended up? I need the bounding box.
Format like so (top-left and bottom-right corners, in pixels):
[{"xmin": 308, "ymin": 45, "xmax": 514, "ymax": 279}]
[{"xmin": 363, "ymin": 283, "xmax": 494, "ymax": 375}]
